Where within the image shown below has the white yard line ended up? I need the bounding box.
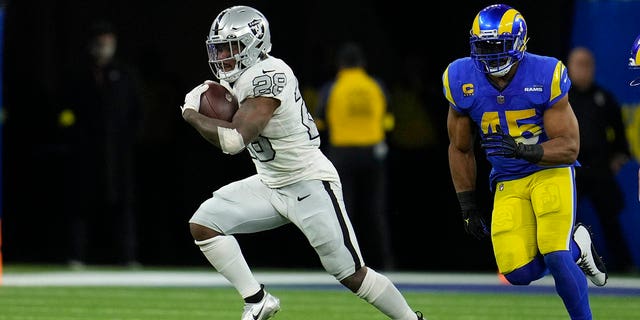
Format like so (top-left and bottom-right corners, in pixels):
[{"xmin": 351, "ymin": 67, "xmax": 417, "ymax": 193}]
[{"xmin": 2, "ymin": 270, "xmax": 639, "ymax": 289}]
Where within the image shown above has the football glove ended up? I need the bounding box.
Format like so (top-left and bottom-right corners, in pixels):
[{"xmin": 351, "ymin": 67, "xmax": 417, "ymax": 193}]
[
  {"xmin": 481, "ymin": 124, "xmax": 543, "ymax": 163},
  {"xmin": 180, "ymin": 82, "xmax": 210, "ymax": 115},
  {"xmin": 457, "ymin": 191, "xmax": 489, "ymax": 240}
]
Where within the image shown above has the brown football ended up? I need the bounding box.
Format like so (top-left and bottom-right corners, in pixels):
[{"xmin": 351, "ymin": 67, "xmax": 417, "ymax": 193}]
[{"xmin": 199, "ymin": 82, "xmax": 239, "ymax": 121}]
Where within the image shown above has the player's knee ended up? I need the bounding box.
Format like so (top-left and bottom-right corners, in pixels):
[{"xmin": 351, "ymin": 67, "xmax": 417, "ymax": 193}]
[
  {"xmin": 504, "ymin": 256, "xmax": 548, "ymax": 285},
  {"xmin": 504, "ymin": 272, "xmax": 533, "ymax": 285},
  {"xmin": 317, "ymin": 243, "xmax": 361, "ymax": 281},
  {"xmin": 190, "ymin": 222, "xmax": 220, "ymax": 241},
  {"xmin": 340, "ymin": 266, "xmax": 367, "ymax": 292}
]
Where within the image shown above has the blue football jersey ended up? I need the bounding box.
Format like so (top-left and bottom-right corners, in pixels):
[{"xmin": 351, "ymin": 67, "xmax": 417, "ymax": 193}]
[{"xmin": 443, "ymin": 52, "xmax": 576, "ymax": 189}]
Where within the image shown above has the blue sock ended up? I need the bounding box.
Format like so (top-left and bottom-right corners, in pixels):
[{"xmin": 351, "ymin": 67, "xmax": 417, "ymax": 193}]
[
  {"xmin": 544, "ymin": 251, "xmax": 592, "ymax": 320},
  {"xmin": 570, "ymin": 238, "xmax": 580, "ymax": 261}
]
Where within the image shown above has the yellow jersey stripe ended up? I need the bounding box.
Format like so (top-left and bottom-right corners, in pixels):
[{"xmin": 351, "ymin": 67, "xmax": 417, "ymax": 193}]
[
  {"xmin": 550, "ymin": 61, "xmax": 565, "ymax": 101},
  {"xmin": 443, "ymin": 65, "xmax": 455, "ymax": 106}
]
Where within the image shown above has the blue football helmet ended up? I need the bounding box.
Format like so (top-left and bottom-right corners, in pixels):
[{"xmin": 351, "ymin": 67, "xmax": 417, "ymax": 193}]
[
  {"xmin": 629, "ymin": 34, "xmax": 640, "ymax": 69},
  {"xmin": 470, "ymin": 4, "xmax": 528, "ymax": 76}
]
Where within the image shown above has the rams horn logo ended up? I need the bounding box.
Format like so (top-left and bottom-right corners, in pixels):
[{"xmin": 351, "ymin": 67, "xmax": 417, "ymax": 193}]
[{"xmin": 248, "ymin": 19, "xmax": 264, "ymax": 39}]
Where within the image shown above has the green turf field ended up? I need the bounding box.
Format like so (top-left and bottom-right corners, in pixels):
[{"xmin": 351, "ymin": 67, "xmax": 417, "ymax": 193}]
[
  {"xmin": 1, "ymin": 264, "xmax": 638, "ymax": 319},
  {"xmin": 0, "ymin": 286, "xmax": 638, "ymax": 320}
]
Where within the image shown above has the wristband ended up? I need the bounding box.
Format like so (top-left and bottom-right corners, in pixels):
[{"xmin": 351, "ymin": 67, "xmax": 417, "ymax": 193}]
[
  {"xmin": 456, "ymin": 191, "xmax": 477, "ymax": 211},
  {"xmin": 516, "ymin": 143, "xmax": 543, "ymax": 163}
]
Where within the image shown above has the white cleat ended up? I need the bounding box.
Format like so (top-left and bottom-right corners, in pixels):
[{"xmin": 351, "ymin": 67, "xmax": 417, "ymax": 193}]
[
  {"xmin": 573, "ymin": 223, "xmax": 608, "ymax": 286},
  {"xmin": 241, "ymin": 291, "xmax": 280, "ymax": 320}
]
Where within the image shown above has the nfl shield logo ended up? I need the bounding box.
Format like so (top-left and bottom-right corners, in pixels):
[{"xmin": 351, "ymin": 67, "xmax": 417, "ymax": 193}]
[{"xmin": 497, "ymin": 95, "xmax": 505, "ymax": 104}]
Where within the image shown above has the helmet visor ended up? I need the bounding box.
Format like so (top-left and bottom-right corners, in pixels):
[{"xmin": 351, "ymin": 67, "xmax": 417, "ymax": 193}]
[
  {"xmin": 473, "ymin": 39, "xmax": 514, "ymax": 55},
  {"xmin": 470, "ymin": 38, "xmax": 516, "ymax": 71}
]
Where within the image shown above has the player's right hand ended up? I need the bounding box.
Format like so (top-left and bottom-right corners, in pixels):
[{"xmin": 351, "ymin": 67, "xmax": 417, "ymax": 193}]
[
  {"xmin": 461, "ymin": 207, "xmax": 489, "ymax": 240},
  {"xmin": 180, "ymin": 82, "xmax": 209, "ymax": 115},
  {"xmin": 456, "ymin": 191, "xmax": 489, "ymax": 240}
]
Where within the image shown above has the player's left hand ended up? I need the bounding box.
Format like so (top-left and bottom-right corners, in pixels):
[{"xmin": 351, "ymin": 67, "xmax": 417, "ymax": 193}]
[
  {"xmin": 480, "ymin": 125, "xmax": 543, "ymax": 163},
  {"xmin": 180, "ymin": 82, "xmax": 209, "ymax": 115},
  {"xmin": 480, "ymin": 124, "xmax": 518, "ymax": 157}
]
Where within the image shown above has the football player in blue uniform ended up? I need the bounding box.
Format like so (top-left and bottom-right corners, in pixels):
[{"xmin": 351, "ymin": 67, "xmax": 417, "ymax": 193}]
[{"xmin": 442, "ymin": 4, "xmax": 607, "ymax": 320}]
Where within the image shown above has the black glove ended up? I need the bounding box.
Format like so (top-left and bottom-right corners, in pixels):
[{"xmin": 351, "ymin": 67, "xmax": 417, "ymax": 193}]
[
  {"xmin": 481, "ymin": 124, "xmax": 543, "ymax": 163},
  {"xmin": 457, "ymin": 191, "xmax": 489, "ymax": 240}
]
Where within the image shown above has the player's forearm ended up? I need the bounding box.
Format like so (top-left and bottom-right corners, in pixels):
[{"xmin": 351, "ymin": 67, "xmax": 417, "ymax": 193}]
[
  {"xmin": 448, "ymin": 144, "xmax": 477, "ymax": 192},
  {"xmin": 536, "ymin": 137, "xmax": 578, "ymax": 166}
]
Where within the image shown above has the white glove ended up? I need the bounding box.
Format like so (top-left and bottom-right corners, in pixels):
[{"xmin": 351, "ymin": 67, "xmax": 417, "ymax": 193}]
[{"xmin": 180, "ymin": 82, "xmax": 210, "ymax": 115}]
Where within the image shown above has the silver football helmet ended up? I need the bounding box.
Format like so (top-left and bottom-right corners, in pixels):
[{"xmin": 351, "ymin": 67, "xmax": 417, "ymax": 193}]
[{"xmin": 206, "ymin": 6, "xmax": 272, "ymax": 82}]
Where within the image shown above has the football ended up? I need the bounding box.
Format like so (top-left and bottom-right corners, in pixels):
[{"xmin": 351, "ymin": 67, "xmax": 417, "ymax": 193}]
[{"xmin": 199, "ymin": 82, "xmax": 239, "ymax": 121}]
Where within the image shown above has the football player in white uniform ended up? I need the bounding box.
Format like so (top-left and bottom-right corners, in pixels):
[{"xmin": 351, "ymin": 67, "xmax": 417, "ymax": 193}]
[{"xmin": 180, "ymin": 5, "xmax": 425, "ymax": 320}]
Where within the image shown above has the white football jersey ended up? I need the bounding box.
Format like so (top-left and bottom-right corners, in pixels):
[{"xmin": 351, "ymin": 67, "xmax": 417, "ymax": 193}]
[{"xmin": 222, "ymin": 56, "xmax": 340, "ymax": 188}]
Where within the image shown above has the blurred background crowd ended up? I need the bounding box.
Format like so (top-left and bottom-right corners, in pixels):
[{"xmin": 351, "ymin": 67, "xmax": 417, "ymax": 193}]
[{"xmin": 1, "ymin": 0, "xmax": 639, "ymax": 273}]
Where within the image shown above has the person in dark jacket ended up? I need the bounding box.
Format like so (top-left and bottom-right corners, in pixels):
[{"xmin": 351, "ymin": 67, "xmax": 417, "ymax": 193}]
[
  {"xmin": 568, "ymin": 46, "xmax": 634, "ymax": 272},
  {"xmin": 59, "ymin": 20, "xmax": 142, "ymax": 268}
]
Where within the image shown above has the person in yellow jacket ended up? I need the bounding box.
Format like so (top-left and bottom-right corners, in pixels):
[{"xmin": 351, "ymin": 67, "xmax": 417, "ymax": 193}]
[{"xmin": 315, "ymin": 42, "xmax": 396, "ymax": 270}]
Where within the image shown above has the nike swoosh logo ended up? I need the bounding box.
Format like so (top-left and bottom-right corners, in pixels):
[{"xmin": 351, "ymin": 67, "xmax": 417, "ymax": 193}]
[
  {"xmin": 262, "ymin": 69, "xmax": 275, "ymax": 74},
  {"xmin": 297, "ymin": 194, "xmax": 311, "ymax": 201},
  {"xmin": 252, "ymin": 304, "xmax": 265, "ymax": 320}
]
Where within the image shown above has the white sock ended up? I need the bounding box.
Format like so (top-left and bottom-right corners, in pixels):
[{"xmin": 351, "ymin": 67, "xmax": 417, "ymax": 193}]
[
  {"xmin": 356, "ymin": 268, "xmax": 419, "ymax": 320},
  {"xmin": 195, "ymin": 235, "xmax": 261, "ymax": 299}
]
